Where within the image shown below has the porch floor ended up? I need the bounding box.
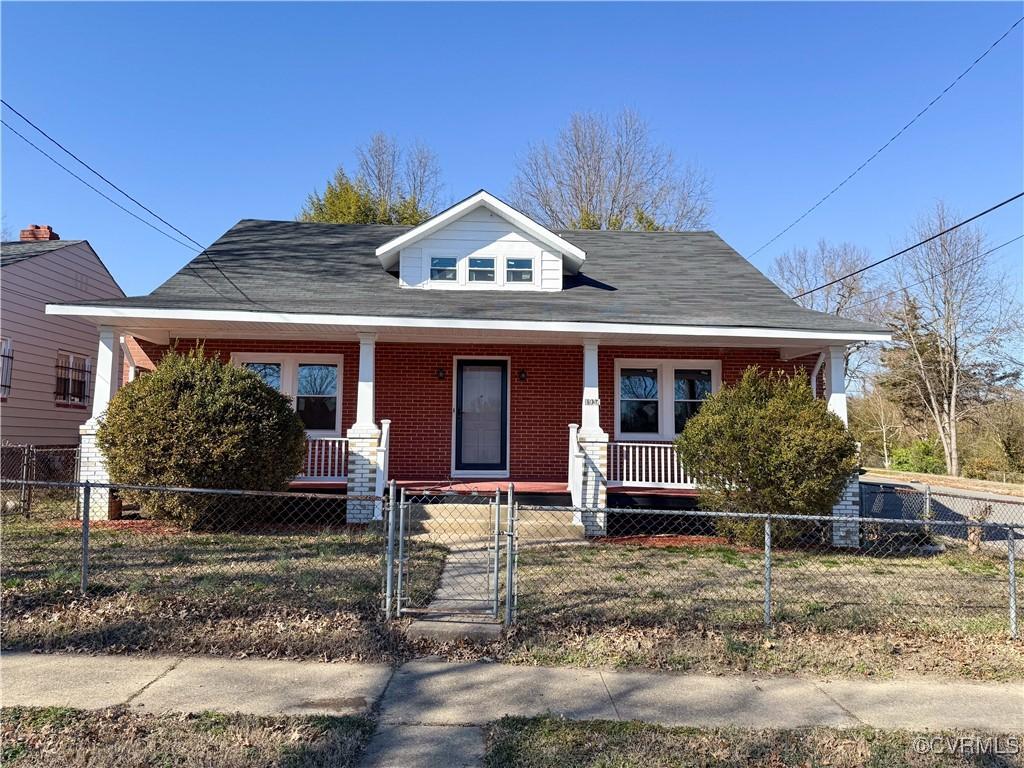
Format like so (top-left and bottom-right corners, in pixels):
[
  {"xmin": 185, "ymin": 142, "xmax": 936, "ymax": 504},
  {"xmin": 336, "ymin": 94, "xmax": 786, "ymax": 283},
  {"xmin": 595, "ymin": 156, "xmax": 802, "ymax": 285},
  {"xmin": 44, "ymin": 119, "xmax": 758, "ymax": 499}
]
[{"xmin": 286, "ymin": 478, "xmax": 699, "ymax": 498}]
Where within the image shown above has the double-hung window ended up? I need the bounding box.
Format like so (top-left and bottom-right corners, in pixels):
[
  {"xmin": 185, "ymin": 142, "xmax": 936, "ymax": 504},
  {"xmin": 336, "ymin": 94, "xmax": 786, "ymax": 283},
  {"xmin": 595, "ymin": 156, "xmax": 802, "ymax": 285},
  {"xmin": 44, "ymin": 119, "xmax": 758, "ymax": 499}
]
[
  {"xmin": 55, "ymin": 351, "xmax": 92, "ymax": 407},
  {"xmin": 468, "ymin": 257, "xmax": 495, "ymax": 282},
  {"xmin": 506, "ymin": 258, "xmax": 534, "ymax": 283},
  {"xmin": 0, "ymin": 338, "xmax": 12, "ymax": 399},
  {"xmin": 616, "ymin": 360, "xmax": 719, "ymax": 440},
  {"xmin": 430, "ymin": 257, "xmax": 457, "ymax": 281},
  {"xmin": 236, "ymin": 354, "xmax": 342, "ymax": 434}
]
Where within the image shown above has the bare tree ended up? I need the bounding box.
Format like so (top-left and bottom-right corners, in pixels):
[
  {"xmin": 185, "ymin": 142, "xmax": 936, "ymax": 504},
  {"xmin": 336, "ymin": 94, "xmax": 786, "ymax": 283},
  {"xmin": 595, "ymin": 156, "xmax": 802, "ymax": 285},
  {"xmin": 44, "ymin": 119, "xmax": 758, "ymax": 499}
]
[
  {"xmin": 850, "ymin": 387, "xmax": 905, "ymax": 469},
  {"xmin": 403, "ymin": 140, "xmax": 443, "ymax": 214},
  {"xmin": 880, "ymin": 202, "xmax": 1022, "ymax": 476},
  {"xmin": 509, "ymin": 109, "xmax": 712, "ymax": 231},
  {"xmin": 770, "ymin": 240, "xmax": 891, "ymax": 385},
  {"xmin": 357, "ymin": 133, "xmax": 401, "ymax": 221}
]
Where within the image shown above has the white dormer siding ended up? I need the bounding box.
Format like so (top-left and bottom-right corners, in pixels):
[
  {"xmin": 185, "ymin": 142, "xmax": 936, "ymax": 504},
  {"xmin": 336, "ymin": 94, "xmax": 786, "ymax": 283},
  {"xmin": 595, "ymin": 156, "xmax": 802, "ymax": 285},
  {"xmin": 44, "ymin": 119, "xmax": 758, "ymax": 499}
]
[{"xmin": 398, "ymin": 207, "xmax": 563, "ymax": 292}]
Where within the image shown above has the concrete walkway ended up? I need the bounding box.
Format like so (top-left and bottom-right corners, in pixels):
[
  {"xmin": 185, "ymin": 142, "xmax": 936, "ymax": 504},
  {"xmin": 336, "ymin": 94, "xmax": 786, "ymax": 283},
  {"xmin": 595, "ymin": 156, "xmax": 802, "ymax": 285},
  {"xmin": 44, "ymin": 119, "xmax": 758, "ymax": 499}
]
[{"xmin": 2, "ymin": 653, "xmax": 1021, "ymax": 767}]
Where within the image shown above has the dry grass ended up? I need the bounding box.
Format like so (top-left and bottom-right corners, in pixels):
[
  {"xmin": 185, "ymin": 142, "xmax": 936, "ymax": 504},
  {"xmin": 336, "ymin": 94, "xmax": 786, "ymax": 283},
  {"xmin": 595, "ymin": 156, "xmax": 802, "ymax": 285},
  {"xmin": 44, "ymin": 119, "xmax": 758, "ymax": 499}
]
[
  {"xmin": 0, "ymin": 706, "xmax": 373, "ymax": 768},
  {"xmin": 1, "ymin": 495, "xmax": 445, "ymax": 661},
  {"xmin": 863, "ymin": 468, "xmax": 1024, "ymax": 498},
  {"xmin": 484, "ymin": 716, "xmax": 1024, "ymax": 768}
]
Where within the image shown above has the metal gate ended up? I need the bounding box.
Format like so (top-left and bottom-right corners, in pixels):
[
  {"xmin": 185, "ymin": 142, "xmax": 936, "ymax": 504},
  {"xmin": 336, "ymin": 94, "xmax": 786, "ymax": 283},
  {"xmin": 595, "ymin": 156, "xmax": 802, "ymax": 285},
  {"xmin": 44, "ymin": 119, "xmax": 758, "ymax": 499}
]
[{"xmin": 384, "ymin": 483, "xmax": 517, "ymax": 623}]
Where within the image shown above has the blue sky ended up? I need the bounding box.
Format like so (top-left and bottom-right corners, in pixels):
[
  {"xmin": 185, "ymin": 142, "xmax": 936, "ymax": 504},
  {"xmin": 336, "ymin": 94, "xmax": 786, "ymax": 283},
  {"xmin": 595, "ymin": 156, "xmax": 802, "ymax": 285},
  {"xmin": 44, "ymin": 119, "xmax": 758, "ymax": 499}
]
[{"xmin": 3, "ymin": 2, "xmax": 1022, "ymax": 297}]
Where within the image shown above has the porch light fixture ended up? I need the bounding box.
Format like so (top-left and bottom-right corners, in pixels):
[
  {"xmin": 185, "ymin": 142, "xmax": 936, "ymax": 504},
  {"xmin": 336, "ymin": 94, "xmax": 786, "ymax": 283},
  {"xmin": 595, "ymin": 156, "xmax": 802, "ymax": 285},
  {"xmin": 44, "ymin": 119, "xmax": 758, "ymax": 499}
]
[
  {"xmin": 436, "ymin": 367, "xmax": 446, "ymax": 381},
  {"xmin": 517, "ymin": 368, "xmax": 528, "ymax": 382}
]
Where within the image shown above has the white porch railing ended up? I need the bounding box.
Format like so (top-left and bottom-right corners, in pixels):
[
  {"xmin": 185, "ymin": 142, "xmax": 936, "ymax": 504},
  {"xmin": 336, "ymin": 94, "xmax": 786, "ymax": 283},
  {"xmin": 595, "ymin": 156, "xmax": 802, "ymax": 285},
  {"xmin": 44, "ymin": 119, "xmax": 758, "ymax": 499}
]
[
  {"xmin": 374, "ymin": 419, "xmax": 392, "ymax": 499},
  {"xmin": 607, "ymin": 441, "xmax": 695, "ymax": 489},
  {"xmin": 299, "ymin": 437, "xmax": 349, "ymax": 482}
]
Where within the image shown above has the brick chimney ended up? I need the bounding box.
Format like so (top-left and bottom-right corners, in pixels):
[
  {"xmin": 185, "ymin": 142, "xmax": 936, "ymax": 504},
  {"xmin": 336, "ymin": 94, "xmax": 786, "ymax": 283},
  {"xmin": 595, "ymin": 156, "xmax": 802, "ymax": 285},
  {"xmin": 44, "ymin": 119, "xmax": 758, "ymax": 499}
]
[{"xmin": 19, "ymin": 224, "xmax": 60, "ymax": 241}]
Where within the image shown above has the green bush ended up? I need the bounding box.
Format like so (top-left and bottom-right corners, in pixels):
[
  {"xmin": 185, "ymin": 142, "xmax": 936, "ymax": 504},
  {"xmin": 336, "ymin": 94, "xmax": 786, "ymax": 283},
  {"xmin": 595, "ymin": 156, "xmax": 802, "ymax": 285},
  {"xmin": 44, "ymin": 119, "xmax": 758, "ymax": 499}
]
[
  {"xmin": 97, "ymin": 348, "xmax": 306, "ymax": 528},
  {"xmin": 676, "ymin": 367, "xmax": 858, "ymax": 547},
  {"xmin": 890, "ymin": 440, "xmax": 946, "ymax": 475}
]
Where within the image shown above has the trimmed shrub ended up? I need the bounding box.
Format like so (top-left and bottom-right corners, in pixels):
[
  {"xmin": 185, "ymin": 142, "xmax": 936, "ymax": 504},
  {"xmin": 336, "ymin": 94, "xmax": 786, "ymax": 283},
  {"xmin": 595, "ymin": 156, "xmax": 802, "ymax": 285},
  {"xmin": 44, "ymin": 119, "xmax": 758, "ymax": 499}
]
[
  {"xmin": 97, "ymin": 348, "xmax": 306, "ymax": 528},
  {"xmin": 676, "ymin": 367, "xmax": 858, "ymax": 546},
  {"xmin": 890, "ymin": 439, "xmax": 946, "ymax": 475}
]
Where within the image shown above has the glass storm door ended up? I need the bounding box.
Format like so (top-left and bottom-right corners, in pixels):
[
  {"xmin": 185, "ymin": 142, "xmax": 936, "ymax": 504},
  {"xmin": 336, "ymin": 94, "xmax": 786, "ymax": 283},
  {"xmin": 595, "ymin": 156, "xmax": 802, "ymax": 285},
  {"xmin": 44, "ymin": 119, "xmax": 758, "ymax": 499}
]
[{"xmin": 455, "ymin": 360, "xmax": 508, "ymax": 472}]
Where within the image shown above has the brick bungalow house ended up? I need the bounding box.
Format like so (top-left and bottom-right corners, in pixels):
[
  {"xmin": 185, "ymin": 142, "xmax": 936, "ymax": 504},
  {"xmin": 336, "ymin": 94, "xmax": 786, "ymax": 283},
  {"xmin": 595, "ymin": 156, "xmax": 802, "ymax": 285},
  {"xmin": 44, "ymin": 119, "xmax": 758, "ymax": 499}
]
[{"xmin": 47, "ymin": 191, "xmax": 888, "ymax": 540}]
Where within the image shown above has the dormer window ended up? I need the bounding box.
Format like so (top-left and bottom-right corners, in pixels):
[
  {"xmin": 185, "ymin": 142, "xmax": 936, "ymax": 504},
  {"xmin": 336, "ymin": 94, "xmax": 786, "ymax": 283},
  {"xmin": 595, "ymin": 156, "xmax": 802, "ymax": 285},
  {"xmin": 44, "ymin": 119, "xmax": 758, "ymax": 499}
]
[
  {"xmin": 468, "ymin": 257, "xmax": 496, "ymax": 282},
  {"xmin": 506, "ymin": 258, "xmax": 533, "ymax": 283},
  {"xmin": 430, "ymin": 257, "xmax": 457, "ymax": 281}
]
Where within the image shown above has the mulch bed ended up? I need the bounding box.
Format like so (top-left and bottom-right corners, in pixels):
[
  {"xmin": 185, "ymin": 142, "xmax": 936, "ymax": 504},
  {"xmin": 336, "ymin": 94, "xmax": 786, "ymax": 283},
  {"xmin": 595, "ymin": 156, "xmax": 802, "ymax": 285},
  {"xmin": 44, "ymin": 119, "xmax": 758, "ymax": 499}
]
[{"xmin": 598, "ymin": 534, "xmax": 761, "ymax": 553}]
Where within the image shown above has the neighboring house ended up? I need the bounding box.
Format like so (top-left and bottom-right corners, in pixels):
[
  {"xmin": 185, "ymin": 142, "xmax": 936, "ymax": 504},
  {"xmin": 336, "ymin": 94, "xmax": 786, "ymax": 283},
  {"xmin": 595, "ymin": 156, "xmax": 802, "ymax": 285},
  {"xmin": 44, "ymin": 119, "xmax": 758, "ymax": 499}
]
[
  {"xmin": 1, "ymin": 225, "xmax": 126, "ymax": 446},
  {"xmin": 48, "ymin": 191, "xmax": 889, "ymax": 540}
]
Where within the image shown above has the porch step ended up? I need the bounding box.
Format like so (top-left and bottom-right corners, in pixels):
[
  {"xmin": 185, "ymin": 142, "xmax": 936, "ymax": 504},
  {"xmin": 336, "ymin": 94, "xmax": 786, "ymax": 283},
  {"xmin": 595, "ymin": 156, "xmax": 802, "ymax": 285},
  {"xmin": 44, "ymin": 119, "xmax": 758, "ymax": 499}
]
[{"xmin": 406, "ymin": 503, "xmax": 585, "ymax": 541}]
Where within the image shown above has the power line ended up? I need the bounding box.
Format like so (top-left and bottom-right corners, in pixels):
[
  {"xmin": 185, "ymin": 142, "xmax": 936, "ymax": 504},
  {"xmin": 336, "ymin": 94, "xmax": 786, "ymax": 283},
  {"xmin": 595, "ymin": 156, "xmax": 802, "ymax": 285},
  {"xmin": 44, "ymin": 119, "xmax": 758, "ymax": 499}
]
[
  {"xmin": 2, "ymin": 99, "xmax": 206, "ymax": 251},
  {"xmin": 792, "ymin": 192, "xmax": 1024, "ymax": 298},
  {"xmin": 1, "ymin": 120, "xmax": 201, "ymax": 252},
  {"xmin": 844, "ymin": 233, "xmax": 1024, "ymax": 311},
  {"xmin": 750, "ymin": 15, "xmax": 1024, "ymax": 259},
  {"xmin": 3, "ymin": 106, "xmax": 258, "ymax": 305}
]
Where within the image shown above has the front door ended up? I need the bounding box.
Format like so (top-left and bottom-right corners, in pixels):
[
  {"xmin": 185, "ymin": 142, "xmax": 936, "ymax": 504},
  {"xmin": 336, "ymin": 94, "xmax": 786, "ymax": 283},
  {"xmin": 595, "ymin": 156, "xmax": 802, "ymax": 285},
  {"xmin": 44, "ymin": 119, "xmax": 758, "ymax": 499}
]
[{"xmin": 455, "ymin": 360, "xmax": 508, "ymax": 473}]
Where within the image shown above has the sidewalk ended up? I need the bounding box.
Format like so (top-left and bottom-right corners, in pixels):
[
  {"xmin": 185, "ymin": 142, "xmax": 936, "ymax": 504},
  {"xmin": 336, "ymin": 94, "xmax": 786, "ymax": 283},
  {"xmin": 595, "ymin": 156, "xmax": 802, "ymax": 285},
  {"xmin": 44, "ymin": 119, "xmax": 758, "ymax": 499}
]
[{"xmin": 2, "ymin": 652, "xmax": 1021, "ymax": 767}]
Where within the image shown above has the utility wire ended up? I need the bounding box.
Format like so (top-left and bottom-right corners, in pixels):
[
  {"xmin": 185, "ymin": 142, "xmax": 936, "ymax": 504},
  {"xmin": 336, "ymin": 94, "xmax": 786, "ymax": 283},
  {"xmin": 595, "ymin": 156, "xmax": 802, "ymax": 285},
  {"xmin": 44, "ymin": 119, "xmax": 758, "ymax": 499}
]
[
  {"xmin": 2, "ymin": 98, "xmax": 206, "ymax": 251},
  {"xmin": 792, "ymin": 192, "xmax": 1024, "ymax": 298},
  {"xmin": 751, "ymin": 15, "xmax": 1024, "ymax": 258},
  {"xmin": 843, "ymin": 233, "xmax": 1024, "ymax": 311},
  {"xmin": 1, "ymin": 120, "xmax": 200, "ymax": 252},
  {"xmin": 3, "ymin": 105, "xmax": 258, "ymax": 304}
]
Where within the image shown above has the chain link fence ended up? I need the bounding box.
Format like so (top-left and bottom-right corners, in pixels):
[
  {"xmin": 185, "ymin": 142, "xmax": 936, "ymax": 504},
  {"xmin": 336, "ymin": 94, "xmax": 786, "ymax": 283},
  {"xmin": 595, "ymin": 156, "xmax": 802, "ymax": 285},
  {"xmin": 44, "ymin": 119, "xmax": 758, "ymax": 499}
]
[
  {"xmin": 3, "ymin": 477, "xmax": 1021, "ymax": 662},
  {"xmin": 1, "ymin": 479, "xmax": 396, "ymax": 659},
  {"xmin": 0, "ymin": 444, "xmax": 80, "ymax": 516}
]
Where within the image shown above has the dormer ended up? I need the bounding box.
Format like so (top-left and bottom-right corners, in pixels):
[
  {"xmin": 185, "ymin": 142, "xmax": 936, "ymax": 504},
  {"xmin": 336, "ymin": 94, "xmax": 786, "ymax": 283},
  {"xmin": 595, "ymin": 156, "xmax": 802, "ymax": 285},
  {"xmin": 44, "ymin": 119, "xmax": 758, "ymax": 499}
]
[{"xmin": 375, "ymin": 190, "xmax": 586, "ymax": 292}]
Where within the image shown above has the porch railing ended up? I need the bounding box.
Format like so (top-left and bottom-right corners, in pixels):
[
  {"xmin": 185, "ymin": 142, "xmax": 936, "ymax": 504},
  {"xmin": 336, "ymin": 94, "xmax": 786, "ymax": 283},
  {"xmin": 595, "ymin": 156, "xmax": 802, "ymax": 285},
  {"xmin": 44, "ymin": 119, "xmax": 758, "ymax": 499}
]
[
  {"xmin": 607, "ymin": 441, "xmax": 695, "ymax": 489},
  {"xmin": 299, "ymin": 437, "xmax": 349, "ymax": 482}
]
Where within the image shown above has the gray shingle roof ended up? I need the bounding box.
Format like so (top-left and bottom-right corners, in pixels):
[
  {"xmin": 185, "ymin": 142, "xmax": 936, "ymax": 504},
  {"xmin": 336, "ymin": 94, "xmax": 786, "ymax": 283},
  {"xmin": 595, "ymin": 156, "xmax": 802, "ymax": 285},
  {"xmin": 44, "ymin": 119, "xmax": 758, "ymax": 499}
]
[
  {"xmin": 66, "ymin": 219, "xmax": 886, "ymax": 334},
  {"xmin": 1, "ymin": 239, "xmax": 84, "ymax": 267}
]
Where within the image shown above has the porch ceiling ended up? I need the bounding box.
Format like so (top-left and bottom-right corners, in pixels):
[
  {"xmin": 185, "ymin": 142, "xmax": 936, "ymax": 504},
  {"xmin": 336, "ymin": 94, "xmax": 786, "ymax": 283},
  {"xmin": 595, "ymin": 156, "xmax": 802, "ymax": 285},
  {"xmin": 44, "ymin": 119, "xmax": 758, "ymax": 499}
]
[{"xmin": 43, "ymin": 304, "xmax": 887, "ymax": 353}]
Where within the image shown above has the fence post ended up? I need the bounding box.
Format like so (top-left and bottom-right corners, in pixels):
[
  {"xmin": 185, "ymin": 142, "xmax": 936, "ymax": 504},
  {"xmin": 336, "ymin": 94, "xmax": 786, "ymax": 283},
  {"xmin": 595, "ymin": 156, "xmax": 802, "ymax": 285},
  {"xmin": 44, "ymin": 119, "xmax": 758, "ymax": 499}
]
[
  {"xmin": 19, "ymin": 446, "xmax": 29, "ymax": 517},
  {"xmin": 763, "ymin": 514, "xmax": 772, "ymax": 628},
  {"xmin": 1009, "ymin": 525, "xmax": 1018, "ymax": 640},
  {"xmin": 505, "ymin": 483, "xmax": 516, "ymax": 626},
  {"xmin": 396, "ymin": 488, "xmax": 407, "ymax": 616},
  {"xmin": 493, "ymin": 488, "xmax": 501, "ymax": 618},
  {"xmin": 384, "ymin": 479, "xmax": 397, "ymax": 620},
  {"xmin": 81, "ymin": 481, "xmax": 91, "ymax": 594}
]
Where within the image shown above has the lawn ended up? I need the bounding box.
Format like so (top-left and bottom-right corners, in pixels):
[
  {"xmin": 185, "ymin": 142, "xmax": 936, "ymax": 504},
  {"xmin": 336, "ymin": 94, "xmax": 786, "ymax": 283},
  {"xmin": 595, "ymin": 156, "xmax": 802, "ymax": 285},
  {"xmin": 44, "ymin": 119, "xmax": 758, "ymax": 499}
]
[
  {"xmin": 464, "ymin": 535, "xmax": 1024, "ymax": 680},
  {"xmin": 0, "ymin": 492, "xmax": 446, "ymax": 661},
  {"xmin": 0, "ymin": 706, "xmax": 373, "ymax": 768},
  {"xmin": 484, "ymin": 716, "xmax": 1024, "ymax": 768}
]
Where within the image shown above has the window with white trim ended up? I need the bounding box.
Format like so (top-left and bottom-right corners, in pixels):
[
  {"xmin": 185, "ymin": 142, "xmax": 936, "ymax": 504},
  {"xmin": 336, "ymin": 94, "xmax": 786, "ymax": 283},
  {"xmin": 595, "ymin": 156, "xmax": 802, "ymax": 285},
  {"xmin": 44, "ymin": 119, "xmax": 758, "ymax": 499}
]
[
  {"xmin": 506, "ymin": 257, "xmax": 534, "ymax": 283},
  {"xmin": 55, "ymin": 351, "xmax": 92, "ymax": 407},
  {"xmin": 468, "ymin": 257, "xmax": 495, "ymax": 282},
  {"xmin": 430, "ymin": 256, "xmax": 457, "ymax": 281},
  {"xmin": 0, "ymin": 338, "xmax": 12, "ymax": 399},
  {"xmin": 615, "ymin": 359, "xmax": 720, "ymax": 440},
  {"xmin": 235, "ymin": 354, "xmax": 342, "ymax": 435}
]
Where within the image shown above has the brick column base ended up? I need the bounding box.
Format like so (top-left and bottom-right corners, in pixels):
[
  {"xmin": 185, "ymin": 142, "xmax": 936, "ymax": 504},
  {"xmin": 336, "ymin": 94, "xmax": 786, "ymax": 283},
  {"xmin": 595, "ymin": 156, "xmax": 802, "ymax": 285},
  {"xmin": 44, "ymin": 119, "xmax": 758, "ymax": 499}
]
[
  {"xmin": 78, "ymin": 418, "xmax": 112, "ymax": 520},
  {"xmin": 831, "ymin": 473, "xmax": 861, "ymax": 548},
  {"xmin": 579, "ymin": 433, "xmax": 609, "ymax": 536},
  {"xmin": 346, "ymin": 426, "xmax": 380, "ymax": 523}
]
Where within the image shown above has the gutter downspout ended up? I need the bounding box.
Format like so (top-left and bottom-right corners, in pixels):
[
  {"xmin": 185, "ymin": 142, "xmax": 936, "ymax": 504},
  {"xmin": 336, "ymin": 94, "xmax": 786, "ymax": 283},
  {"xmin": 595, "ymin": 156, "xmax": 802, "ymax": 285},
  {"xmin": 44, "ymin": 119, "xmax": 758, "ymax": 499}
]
[
  {"xmin": 810, "ymin": 351, "xmax": 826, "ymax": 399},
  {"xmin": 119, "ymin": 336, "xmax": 137, "ymax": 382}
]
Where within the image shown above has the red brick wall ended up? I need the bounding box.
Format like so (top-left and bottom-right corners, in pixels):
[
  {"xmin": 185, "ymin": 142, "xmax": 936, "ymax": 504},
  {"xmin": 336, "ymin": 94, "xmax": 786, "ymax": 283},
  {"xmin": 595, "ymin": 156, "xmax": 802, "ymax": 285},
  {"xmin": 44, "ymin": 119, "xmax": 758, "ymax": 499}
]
[
  {"xmin": 375, "ymin": 343, "xmax": 582, "ymax": 481},
  {"xmin": 128, "ymin": 338, "xmax": 821, "ymax": 482}
]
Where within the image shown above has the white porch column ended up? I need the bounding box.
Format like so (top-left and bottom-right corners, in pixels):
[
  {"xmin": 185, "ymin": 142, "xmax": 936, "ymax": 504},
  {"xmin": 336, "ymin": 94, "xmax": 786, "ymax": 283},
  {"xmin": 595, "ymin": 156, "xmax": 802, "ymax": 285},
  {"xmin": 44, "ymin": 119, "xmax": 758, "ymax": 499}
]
[
  {"xmin": 824, "ymin": 345, "xmax": 859, "ymax": 547},
  {"xmin": 824, "ymin": 345, "xmax": 847, "ymax": 425},
  {"xmin": 346, "ymin": 333, "xmax": 381, "ymax": 522},
  {"xmin": 578, "ymin": 339, "xmax": 608, "ymax": 534},
  {"xmin": 80, "ymin": 325, "xmax": 121, "ymax": 519}
]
